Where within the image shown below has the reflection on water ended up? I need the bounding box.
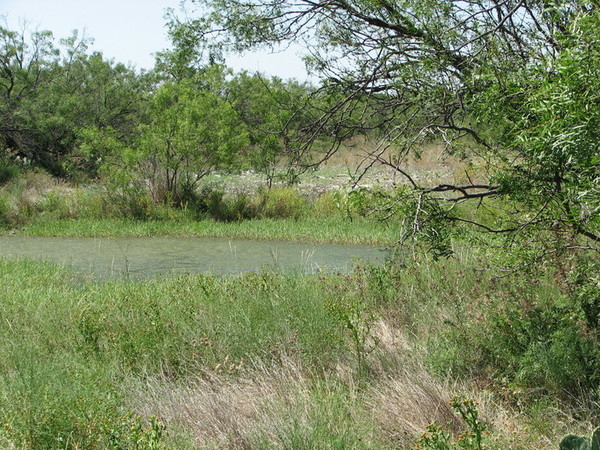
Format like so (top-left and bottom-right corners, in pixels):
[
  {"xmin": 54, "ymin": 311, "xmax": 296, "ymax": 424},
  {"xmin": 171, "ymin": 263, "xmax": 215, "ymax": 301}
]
[{"xmin": 0, "ymin": 236, "xmax": 385, "ymax": 278}]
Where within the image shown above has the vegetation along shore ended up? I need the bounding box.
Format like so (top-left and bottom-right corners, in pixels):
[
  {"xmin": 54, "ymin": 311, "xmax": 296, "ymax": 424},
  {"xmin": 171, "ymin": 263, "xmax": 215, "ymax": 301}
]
[{"xmin": 1, "ymin": 0, "xmax": 599, "ymax": 448}]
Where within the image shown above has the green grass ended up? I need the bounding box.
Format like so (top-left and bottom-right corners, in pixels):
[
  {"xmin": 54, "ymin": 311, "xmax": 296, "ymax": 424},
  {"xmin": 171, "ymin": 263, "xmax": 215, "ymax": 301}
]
[
  {"xmin": 14, "ymin": 217, "xmax": 400, "ymax": 245},
  {"xmin": 0, "ymin": 249, "xmax": 587, "ymax": 448},
  {"xmin": 0, "ymin": 258, "xmax": 361, "ymax": 447}
]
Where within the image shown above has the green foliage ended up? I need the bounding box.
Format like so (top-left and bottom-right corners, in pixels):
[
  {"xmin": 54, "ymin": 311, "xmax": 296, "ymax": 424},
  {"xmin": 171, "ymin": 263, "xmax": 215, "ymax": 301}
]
[
  {"xmin": 0, "ymin": 176, "xmax": 34, "ymax": 226},
  {"xmin": 0, "ymin": 164, "xmax": 20, "ymax": 185},
  {"xmin": 347, "ymin": 186, "xmax": 455, "ymax": 258},
  {"xmin": 226, "ymin": 72, "xmax": 317, "ymax": 184},
  {"xmin": 34, "ymin": 191, "xmax": 73, "ymax": 219},
  {"xmin": 484, "ymin": 269, "xmax": 600, "ymax": 398},
  {"xmin": 259, "ymin": 186, "xmax": 308, "ymax": 220},
  {"xmin": 560, "ymin": 428, "xmax": 600, "ymax": 450},
  {"xmin": 570, "ymin": 259, "xmax": 600, "ymax": 337},
  {"xmin": 492, "ymin": 10, "xmax": 600, "ymax": 245},
  {"xmin": 0, "ymin": 238, "xmax": 595, "ymax": 447},
  {"xmin": 102, "ymin": 171, "xmax": 156, "ymax": 220},
  {"xmin": 200, "ymin": 186, "xmax": 257, "ymax": 222},
  {"xmin": 0, "ymin": 258, "xmax": 359, "ymax": 446},
  {"xmin": 190, "ymin": 0, "xmax": 600, "ymax": 258},
  {"xmin": 0, "ymin": 26, "xmax": 144, "ymax": 177},
  {"xmin": 326, "ymin": 273, "xmax": 379, "ymax": 378},
  {"xmin": 106, "ymin": 415, "xmax": 167, "ymax": 449},
  {"xmin": 138, "ymin": 73, "xmax": 249, "ymax": 202},
  {"xmin": 313, "ymin": 190, "xmax": 347, "ymax": 218},
  {"xmin": 175, "ymin": 185, "xmax": 309, "ymax": 222},
  {"xmin": 419, "ymin": 255, "xmax": 600, "ymax": 404},
  {"xmin": 416, "ymin": 398, "xmax": 487, "ymax": 450}
]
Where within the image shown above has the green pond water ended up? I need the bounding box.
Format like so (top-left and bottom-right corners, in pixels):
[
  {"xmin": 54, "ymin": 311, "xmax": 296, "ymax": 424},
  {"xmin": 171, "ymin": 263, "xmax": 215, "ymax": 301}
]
[{"xmin": 0, "ymin": 236, "xmax": 385, "ymax": 278}]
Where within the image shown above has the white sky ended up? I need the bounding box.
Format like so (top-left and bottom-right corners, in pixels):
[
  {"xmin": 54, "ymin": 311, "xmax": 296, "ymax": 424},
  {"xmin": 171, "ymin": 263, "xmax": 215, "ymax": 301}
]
[{"xmin": 1, "ymin": 0, "xmax": 311, "ymax": 81}]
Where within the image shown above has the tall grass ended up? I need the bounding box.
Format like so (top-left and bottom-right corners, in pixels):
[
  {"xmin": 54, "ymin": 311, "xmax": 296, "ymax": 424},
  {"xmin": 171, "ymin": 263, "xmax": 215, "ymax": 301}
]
[
  {"xmin": 0, "ymin": 250, "xmax": 583, "ymax": 448},
  {"xmin": 0, "ymin": 172, "xmax": 400, "ymax": 245},
  {"xmin": 16, "ymin": 217, "xmax": 399, "ymax": 245},
  {"xmin": 0, "ymin": 259, "xmax": 356, "ymax": 446}
]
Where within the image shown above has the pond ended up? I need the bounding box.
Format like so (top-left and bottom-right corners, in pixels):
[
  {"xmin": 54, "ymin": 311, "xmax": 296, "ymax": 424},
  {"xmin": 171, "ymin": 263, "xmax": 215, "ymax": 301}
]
[{"xmin": 0, "ymin": 236, "xmax": 385, "ymax": 278}]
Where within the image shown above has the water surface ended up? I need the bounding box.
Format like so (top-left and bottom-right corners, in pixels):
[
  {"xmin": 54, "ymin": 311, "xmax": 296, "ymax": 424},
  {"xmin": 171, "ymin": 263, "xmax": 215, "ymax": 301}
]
[{"xmin": 0, "ymin": 236, "xmax": 384, "ymax": 278}]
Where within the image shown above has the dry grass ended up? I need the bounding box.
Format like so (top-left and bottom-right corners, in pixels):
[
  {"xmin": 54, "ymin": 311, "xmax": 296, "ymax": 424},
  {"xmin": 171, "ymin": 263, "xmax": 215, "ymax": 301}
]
[
  {"xmin": 361, "ymin": 320, "xmax": 460, "ymax": 444},
  {"xmin": 317, "ymin": 138, "xmax": 482, "ymax": 192},
  {"xmin": 125, "ymin": 318, "xmax": 551, "ymax": 449},
  {"xmin": 365, "ymin": 319, "xmax": 563, "ymax": 449},
  {"xmin": 127, "ymin": 358, "xmax": 359, "ymax": 449}
]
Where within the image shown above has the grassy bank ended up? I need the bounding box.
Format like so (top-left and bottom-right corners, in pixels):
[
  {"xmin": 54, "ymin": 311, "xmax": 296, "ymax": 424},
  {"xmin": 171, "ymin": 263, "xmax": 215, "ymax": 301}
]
[
  {"xmin": 14, "ymin": 217, "xmax": 399, "ymax": 245},
  {"xmin": 1, "ymin": 170, "xmax": 599, "ymax": 448},
  {"xmin": 0, "ymin": 249, "xmax": 595, "ymax": 448},
  {"xmin": 0, "ymin": 170, "xmax": 400, "ymax": 245}
]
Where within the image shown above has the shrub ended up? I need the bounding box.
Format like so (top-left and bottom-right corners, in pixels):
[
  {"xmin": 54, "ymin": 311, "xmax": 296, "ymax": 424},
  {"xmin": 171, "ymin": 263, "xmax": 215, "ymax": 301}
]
[
  {"xmin": 313, "ymin": 190, "xmax": 346, "ymax": 218},
  {"xmin": 426, "ymin": 259, "xmax": 600, "ymax": 403},
  {"xmin": 73, "ymin": 187, "xmax": 109, "ymax": 219},
  {"xmin": 202, "ymin": 187, "xmax": 257, "ymax": 222},
  {"xmin": 259, "ymin": 186, "xmax": 307, "ymax": 219},
  {"xmin": 103, "ymin": 183, "xmax": 155, "ymax": 220},
  {"xmin": 486, "ymin": 299, "xmax": 600, "ymax": 397},
  {"xmin": 0, "ymin": 164, "xmax": 20, "ymax": 185},
  {"xmin": 34, "ymin": 191, "xmax": 74, "ymax": 219}
]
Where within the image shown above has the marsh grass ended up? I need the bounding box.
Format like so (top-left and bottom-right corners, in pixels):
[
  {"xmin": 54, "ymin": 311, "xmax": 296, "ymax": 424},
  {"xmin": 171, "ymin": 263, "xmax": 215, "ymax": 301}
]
[
  {"xmin": 0, "ymin": 260, "xmax": 357, "ymax": 446},
  {"xmin": 0, "ymin": 249, "xmax": 580, "ymax": 448},
  {"xmin": 0, "ymin": 169, "xmax": 403, "ymax": 246},
  {"xmin": 16, "ymin": 217, "xmax": 399, "ymax": 245}
]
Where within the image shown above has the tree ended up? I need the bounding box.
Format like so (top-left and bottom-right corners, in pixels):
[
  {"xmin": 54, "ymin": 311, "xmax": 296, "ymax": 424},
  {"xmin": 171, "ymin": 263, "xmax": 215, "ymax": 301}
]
[
  {"xmin": 182, "ymin": 0, "xmax": 599, "ymax": 255},
  {"xmin": 226, "ymin": 72, "xmax": 317, "ymax": 186},
  {"xmin": 0, "ymin": 23, "xmax": 144, "ymax": 176},
  {"xmin": 0, "ymin": 23, "xmax": 58, "ymax": 168},
  {"xmin": 507, "ymin": 12, "xmax": 600, "ymax": 245},
  {"xmin": 137, "ymin": 73, "xmax": 249, "ymax": 203}
]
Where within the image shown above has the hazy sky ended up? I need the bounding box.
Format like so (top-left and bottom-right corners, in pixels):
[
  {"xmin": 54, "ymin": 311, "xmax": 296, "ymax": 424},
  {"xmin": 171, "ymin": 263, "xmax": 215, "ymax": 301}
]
[{"xmin": 1, "ymin": 0, "xmax": 310, "ymax": 80}]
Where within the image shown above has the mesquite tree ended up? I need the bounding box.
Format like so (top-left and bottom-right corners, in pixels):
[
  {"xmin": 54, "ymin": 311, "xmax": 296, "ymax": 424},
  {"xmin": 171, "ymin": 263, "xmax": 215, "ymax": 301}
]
[
  {"xmin": 0, "ymin": 24, "xmax": 143, "ymax": 177},
  {"xmin": 138, "ymin": 74, "xmax": 249, "ymax": 203},
  {"xmin": 177, "ymin": 0, "xmax": 599, "ymax": 256}
]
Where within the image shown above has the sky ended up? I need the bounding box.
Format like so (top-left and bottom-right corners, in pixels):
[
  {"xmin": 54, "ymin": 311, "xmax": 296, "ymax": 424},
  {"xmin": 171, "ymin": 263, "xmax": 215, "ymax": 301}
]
[{"xmin": 1, "ymin": 0, "xmax": 311, "ymax": 80}]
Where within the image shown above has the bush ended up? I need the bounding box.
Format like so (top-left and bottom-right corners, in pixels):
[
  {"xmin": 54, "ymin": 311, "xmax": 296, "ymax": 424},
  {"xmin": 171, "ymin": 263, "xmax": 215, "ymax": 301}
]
[
  {"xmin": 485, "ymin": 298, "xmax": 600, "ymax": 397},
  {"xmin": 103, "ymin": 183, "xmax": 155, "ymax": 220},
  {"xmin": 203, "ymin": 187, "xmax": 257, "ymax": 222},
  {"xmin": 0, "ymin": 164, "xmax": 20, "ymax": 186},
  {"xmin": 72, "ymin": 187, "xmax": 109, "ymax": 219},
  {"xmin": 313, "ymin": 190, "xmax": 347, "ymax": 218},
  {"xmin": 34, "ymin": 191, "xmax": 74, "ymax": 219},
  {"xmin": 424, "ymin": 258, "xmax": 600, "ymax": 404},
  {"xmin": 259, "ymin": 186, "xmax": 307, "ymax": 219}
]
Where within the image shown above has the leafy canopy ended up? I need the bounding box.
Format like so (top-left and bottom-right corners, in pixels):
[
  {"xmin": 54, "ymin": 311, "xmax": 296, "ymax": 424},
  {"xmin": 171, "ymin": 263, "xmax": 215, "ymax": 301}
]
[{"xmin": 184, "ymin": 0, "xmax": 600, "ymax": 254}]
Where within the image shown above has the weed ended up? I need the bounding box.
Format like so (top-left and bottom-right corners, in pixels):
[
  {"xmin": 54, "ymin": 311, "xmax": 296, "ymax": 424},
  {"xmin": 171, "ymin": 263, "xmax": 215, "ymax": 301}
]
[
  {"xmin": 326, "ymin": 274, "xmax": 379, "ymax": 379},
  {"xmin": 106, "ymin": 415, "xmax": 167, "ymax": 449},
  {"xmin": 415, "ymin": 398, "xmax": 487, "ymax": 449}
]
